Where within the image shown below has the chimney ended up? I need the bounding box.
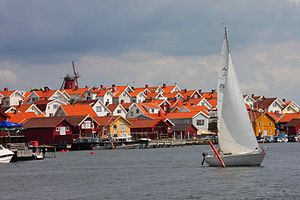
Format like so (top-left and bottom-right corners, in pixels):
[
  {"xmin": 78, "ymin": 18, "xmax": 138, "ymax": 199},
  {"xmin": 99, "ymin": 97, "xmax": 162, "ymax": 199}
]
[
  {"xmin": 44, "ymin": 86, "xmax": 49, "ymax": 92},
  {"xmin": 100, "ymin": 85, "xmax": 103, "ymax": 89},
  {"xmin": 112, "ymin": 84, "xmax": 115, "ymax": 92},
  {"xmin": 211, "ymin": 89, "xmax": 215, "ymax": 94},
  {"xmin": 131, "ymin": 87, "xmax": 135, "ymax": 91},
  {"xmin": 158, "ymin": 110, "xmax": 162, "ymax": 117},
  {"xmin": 92, "ymin": 87, "xmax": 96, "ymax": 90},
  {"xmin": 120, "ymin": 100, "xmax": 124, "ymax": 104},
  {"xmin": 4, "ymin": 88, "xmax": 8, "ymax": 91},
  {"xmin": 282, "ymin": 98, "xmax": 286, "ymax": 103},
  {"xmin": 162, "ymin": 83, "xmax": 166, "ymax": 88},
  {"xmin": 184, "ymin": 89, "xmax": 187, "ymax": 93},
  {"xmin": 85, "ymin": 85, "xmax": 88, "ymax": 88},
  {"xmin": 251, "ymin": 94, "xmax": 254, "ymax": 98},
  {"xmin": 145, "ymin": 84, "xmax": 148, "ymax": 88}
]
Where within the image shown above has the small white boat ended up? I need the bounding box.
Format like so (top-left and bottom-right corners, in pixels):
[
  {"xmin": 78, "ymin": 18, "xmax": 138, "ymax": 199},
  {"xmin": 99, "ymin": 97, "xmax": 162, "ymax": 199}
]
[
  {"xmin": 204, "ymin": 28, "xmax": 266, "ymax": 167},
  {"xmin": 0, "ymin": 145, "xmax": 14, "ymax": 164}
]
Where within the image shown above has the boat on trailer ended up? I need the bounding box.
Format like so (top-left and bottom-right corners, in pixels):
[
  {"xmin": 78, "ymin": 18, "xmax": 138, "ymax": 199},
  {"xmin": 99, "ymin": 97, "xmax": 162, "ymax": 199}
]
[{"xmin": 204, "ymin": 28, "xmax": 266, "ymax": 167}]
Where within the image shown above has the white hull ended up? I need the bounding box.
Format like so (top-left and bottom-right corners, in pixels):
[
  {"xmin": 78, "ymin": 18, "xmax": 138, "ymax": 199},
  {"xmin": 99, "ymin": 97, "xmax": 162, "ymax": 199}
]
[
  {"xmin": 0, "ymin": 145, "xmax": 14, "ymax": 164},
  {"xmin": 0, "ymin": 154, "xmax": 14, "ymax": 164},
  {"xmin": 205, "ymin": 150, "xmax": 266, "ymax": 167}
]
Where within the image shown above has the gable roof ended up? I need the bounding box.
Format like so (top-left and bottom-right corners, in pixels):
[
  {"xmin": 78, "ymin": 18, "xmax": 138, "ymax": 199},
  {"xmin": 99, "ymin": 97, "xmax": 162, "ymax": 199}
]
[
  {"xmin": 23, "ymin": 116, "xmax": 68, "ymax": 128},
  {"xmin": 278, "ymin": 113, "xmax": 300, "ymax": 123},
  {"xmin": 93, "ymin": 116, "xmax": 131, "ymax": 127},
  {"xmin": 129, "ymin": 118, "xmax": 171, "ymax": 129},
  {"xmin": 166, "ymin": 111, "xmax": 208, "ymax": 119},
  {"xmin": 59, "ymin": 104, "xmax": 97, "ymax": 117},
  {"xmin": 179, "ymin": 90, "xmax": 201, "ymax": 100},
  {"xmin": 8, "ymin": 112, "xmax": 44, "ymax": 124},
  {"xmin": 286, "ymin": 118, "xmax": 300, "ymax": 127},
  {"xmin": 254, "ymin": 97, "xmax": 284, "ymax": 111}
]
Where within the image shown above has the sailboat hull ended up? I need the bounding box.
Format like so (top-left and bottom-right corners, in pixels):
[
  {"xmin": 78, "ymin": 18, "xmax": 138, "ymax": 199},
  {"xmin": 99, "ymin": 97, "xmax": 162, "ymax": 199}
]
[{"xmin": 205, "ymin": 150, "xmax": 266, "ymax": 167}]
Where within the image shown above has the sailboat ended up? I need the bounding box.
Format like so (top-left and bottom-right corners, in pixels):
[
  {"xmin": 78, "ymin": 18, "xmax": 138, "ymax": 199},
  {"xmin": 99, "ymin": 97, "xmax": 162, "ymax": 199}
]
[{"xmin": 204, "ymin": 28, "xmax": 266, "ymax": 167}]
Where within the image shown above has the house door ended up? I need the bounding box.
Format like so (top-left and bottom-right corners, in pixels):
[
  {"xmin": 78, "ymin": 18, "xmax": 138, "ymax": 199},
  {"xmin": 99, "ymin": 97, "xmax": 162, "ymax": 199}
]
[{"xmin": 60, "ymin": 127, "xmax": 66, "ymax": 135}]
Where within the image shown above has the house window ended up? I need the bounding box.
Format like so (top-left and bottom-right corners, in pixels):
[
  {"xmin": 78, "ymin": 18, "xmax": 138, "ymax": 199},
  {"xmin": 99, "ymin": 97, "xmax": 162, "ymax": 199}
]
[
  {"xmin": 151, "ymin": 109, "xmax": 155, "ymax": 113},
  {"xmin": 49, "ymin": 113, "xmax": 53, "ymax": 117},
  {"xmin": 258, "ymin": 122, "xmax": 261, "ymax": 126},
  {"xmin": 113, "ymin": 125, "xmax": 117, "ymax": 129},
  {"xmin": 130, "ymin": 111, "xmax": 134, "ymax": 116},
  {"xmin": 269, "ymin": 122, "xmax": 272, "ymax": 126},
  {"xmin": 136, "ymin": 109, "xmax": 139, "ymax": 114},
  {"xmin": 82, "ymin": 121, "xmax": 92, "ymax": 129},
  {"xmin": 123, "ymin": 93, "xmax": 126, "ymax": 97},
  {"xmin": 56, "ymin": 127, "xmax": 59, "ymax": 132},
  {"xmin": 196, "ymin": 119, "xmax": 205, "ymax": 126},
  {"xmin": 53, "ymin": 104, "xmax": 58, "ymax": 109},
  {"xmin": 66, "ymin": 126, "xmax": 69, "ymax": 131},
  {"xmin": 269, "ymin": 129, "xmax": 272, "ymax": 133},
  {"xmin": 185, "ymin": 120, "xmax": 189, "ymax": 124},
  {"xmin": 117, "ymin": 109, "xmax": 121, "ymax": 114},
  {"xmin": 96, "ymin": 106, "xmax": 102, "ymax": 112}
]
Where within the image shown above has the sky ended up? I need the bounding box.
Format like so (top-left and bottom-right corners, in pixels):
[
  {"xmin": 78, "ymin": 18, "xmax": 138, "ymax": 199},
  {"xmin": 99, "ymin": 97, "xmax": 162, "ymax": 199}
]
[{"xmin": 0, "ymin": 0, "xmax": 300, "ymax": 103}]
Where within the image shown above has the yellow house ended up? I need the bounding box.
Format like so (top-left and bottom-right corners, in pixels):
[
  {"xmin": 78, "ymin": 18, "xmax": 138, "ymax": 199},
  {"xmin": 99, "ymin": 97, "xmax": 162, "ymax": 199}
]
[
  {"xmin": 248, "ymin": 111, "xmax": 276, "ymax": 137},
  {"xmin": 94, "ymin": 116, "xmax": 132, "ymax": 140}
]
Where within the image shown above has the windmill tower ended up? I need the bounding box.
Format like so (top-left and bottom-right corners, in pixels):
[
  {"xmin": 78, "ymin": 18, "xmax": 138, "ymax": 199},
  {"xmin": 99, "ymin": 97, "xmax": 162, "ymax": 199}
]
[{"xmin": 60, "ymin": 61, "xmax": 80, "ymax": 90}]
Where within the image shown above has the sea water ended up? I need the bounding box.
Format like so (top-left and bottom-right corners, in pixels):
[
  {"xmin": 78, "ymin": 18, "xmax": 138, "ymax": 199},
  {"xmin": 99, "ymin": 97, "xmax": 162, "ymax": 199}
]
[{"xmin": 0, "ymin": 143, "xmax": 299, "ymax": 200}]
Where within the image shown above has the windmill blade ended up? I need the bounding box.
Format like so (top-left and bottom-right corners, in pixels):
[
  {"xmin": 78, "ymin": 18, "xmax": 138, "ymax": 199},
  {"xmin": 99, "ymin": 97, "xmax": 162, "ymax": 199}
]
[{"xmin": 72, "ymin": 60, "xmax": 80, "ymax": 87}]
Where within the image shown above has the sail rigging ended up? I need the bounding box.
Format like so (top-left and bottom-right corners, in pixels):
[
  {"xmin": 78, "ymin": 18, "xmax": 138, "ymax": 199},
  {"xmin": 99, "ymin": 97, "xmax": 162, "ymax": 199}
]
[{"xmin": 217, "ymin": 29, "xmax": 259, "ymax": 154}]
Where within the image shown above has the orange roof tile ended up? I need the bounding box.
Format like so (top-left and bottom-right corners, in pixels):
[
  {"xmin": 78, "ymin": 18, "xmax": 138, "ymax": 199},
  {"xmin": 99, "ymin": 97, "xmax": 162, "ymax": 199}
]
[
  {"xmin": 0, "ymin": 90, "xmax": 17, "ymax": 97},
  {"xmin": 129, "ymin": 118, "xmax": 170, "ymax": 129},
  {"xmin": 63, "ymin": 88, "xmax": 89, "ymax": 96},
  {"xmin": 201, "ymin": 91, "xmax": 217, "ymax": 99},
  {"xmin": 60, "ymin": 104, "xmax": 97, "ymax": 117},
  {"xmin": 181, "ymin": 105, "xmax": 209, "ymax": 115},
  {"xmin": 166, "ymin": 111, "xmax": 208, "ymax": 119},
  {"xmin": 161, "ymin": 85, "xmax": 178, "ymax": 93},
  {"xmin": 7, "ymin": 112, "xmax": 44, "ymax": 124},
  {"xmin": 278, "ymin": 113, "xmax": 300, "ymax": 123}
]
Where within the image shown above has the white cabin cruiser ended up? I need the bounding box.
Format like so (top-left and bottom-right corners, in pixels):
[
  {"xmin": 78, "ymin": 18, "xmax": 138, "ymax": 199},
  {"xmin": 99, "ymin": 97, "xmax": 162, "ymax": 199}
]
[{"xmin": 0, "ymin": 145, "xmax": 14, "ymax": 164}]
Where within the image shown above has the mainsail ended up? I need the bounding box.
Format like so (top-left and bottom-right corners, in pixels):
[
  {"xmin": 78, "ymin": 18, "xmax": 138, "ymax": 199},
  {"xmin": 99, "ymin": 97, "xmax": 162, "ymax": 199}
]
[{"xmin": 217, "ymin": 29, "xmax": 258, "ymax": 154}]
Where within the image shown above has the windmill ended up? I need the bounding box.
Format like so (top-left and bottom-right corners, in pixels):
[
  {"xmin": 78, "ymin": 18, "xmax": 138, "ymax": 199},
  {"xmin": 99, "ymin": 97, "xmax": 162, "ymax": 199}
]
[{"xmin": 60, "ymin": 61, "xmax": 81, "ymax": 90}]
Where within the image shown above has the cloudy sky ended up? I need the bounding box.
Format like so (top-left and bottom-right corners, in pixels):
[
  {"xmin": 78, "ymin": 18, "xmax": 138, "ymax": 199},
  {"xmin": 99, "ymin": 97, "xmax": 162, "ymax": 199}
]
[{"xmin": 0, "ymin": 0, "xmax": 300, "ymax": 103}]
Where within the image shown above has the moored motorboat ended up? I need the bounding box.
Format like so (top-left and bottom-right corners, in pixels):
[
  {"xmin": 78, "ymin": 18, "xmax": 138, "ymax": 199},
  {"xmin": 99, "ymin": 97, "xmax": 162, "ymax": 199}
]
[{"xmin": 0, "ymin": 145, "xmax": 14, "ymax": 164}]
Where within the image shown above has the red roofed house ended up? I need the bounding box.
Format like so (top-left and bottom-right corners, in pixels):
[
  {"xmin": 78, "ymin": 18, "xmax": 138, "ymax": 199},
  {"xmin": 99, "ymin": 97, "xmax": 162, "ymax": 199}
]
[
  {"xmin": 7, "ymin": 112, "xmax": 44, "ymax": 124},
  {"xmin": 129, "ymin": 88, "xmax": 147, "ymax": 103},
  {"xmin": 253, "ymin": 97, "xmax": 284, "ymax": 114},
  {"xmin": 161, "ymin": 83, "xmax": 181, "ymax": 93},
  {"xmin": 286, "ymin": 118, "xmax": 300, "ymax": 136},
  {"xmin": 23, "ymin": 117, "xmax": 74, "ymax": 147},
  {"xmin": 281, "ymin": 100, "xmax": 300, "ymax": 114},
  {"xmin": 35, "ymin": 99, "xmax": 67, "ymax": 117},
  {"xmin": 179, "ymin": 89, "xmax": 201, "ymax": 100},
  {"xmin": 65, "ymin": 115, "xmax": 100, "ymax": 149},
  {"xmin": 0, "ymin": 89, "xmax": 24, "ymax": 108},
  {"xmin": 96, "ymin": 88, "xmax": 113, "ymax": 105},
  {"xmin": 111, "ymin": 85, "xmax": 133, "ymax": 104},
  {"xmin": 25, "ymin": 87, "xmax": 69, "ymax": 104},
  {"xmin": 107, "ymin": 104, "xmax": 127, "ymax": 118},
  {"xmin": 129, "ymin": 118, "xmax": 173, "ymax": 140},
  {"xmin": 165, "ymin": 111, "xmax": 210, "ymax": 136},
  {"xmin": 94, "ymin": 116, "xmax": 132, "ymax": 141},
  {"xmin": 278, "ymin": 113, "xmax": 300, "ymax": 134},
  {"xmin": 75, "ymin": 99, "xmax": 111, "ymax": 117}
]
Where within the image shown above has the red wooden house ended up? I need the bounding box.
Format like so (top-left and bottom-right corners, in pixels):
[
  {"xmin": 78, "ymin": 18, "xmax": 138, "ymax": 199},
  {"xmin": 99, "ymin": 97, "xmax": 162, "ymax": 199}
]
[
  {"xmin": 65, "ymin": 115, "xmax": 99, "ymax": 142},
  {"xmin": 171, "ymin": 123, "xmax": 198, "ymax": 139},
  {"xmin": 0, "ymin": 110, "xmax": 9, "ymax": 121},
  {"xmin": 129, "ymin": 118, "xmax": 173, "ymax": 140},
  {"xmin": 23, "ymin": 117, "xmax": 74, "ymax": 146},
  {"xmin": 286, "ymin": 118, "xmax": 300, "ymax": 136}
]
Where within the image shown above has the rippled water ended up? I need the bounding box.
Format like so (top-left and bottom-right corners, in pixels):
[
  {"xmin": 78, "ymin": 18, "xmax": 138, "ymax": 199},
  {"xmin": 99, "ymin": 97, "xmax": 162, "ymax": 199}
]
[{"xmin": 1, "ymin": 143, "xmax": 300, "ymax": 200}]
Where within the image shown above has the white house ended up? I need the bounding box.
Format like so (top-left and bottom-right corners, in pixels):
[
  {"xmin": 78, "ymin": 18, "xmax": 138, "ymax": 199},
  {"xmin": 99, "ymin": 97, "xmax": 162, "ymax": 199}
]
[
  {"xmin": 107, "ymin": 104, "xmax": 128, "ymax": 118},
  {"xmin": 35, "ymin": 99, "xmax": 67, "ymax": 117},
  {"xmin": 0, "ymin": 89, "xmax": 24, "ymax": 108},
  {"xmin": 96, "ymin": 89, "xmax": 114, "ymax": 105}
]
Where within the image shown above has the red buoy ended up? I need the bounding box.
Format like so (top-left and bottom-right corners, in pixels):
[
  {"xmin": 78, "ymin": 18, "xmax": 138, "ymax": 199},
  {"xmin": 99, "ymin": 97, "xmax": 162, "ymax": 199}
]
[{"xmin": 90, "ymin": 151, "xmax": 95, "ymax": 155}]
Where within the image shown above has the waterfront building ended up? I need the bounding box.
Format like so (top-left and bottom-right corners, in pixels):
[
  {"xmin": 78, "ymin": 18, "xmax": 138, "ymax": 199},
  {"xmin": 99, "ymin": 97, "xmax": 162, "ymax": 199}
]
[{"xmin": 248, "ymin": 111, "xmax": 276, "ymax": 137}]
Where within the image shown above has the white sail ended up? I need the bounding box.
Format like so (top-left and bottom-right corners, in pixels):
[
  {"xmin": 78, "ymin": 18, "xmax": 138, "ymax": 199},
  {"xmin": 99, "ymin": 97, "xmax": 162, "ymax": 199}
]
[{"xmin": 217, "ymin": 30, "xmax": 258, "ymax": 154}]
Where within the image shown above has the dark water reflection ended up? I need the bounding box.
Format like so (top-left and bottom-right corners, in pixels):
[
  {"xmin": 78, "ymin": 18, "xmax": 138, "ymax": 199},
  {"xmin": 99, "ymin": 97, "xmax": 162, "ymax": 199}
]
[{"xmin": 1, "ymin": 143, "xmax": 299, "ymax": 200}]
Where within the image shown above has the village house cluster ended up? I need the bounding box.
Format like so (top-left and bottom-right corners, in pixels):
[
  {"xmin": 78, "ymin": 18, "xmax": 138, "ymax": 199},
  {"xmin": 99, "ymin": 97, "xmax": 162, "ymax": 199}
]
[{"xmin": 0, "ymin": 81, "xmax": 299, "ymax": 148}]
